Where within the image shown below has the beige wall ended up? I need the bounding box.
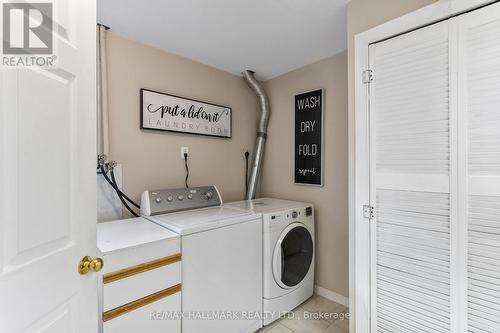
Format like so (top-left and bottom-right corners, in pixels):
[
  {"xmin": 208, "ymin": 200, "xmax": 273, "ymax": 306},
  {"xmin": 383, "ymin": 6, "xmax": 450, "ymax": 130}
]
[
  {"xmin": 106, "ymin": 0, "xmax": 438, "ymax": 299},
  {"xmin": 261, "ymin": 52, "xmax": 349, "ymax": 297},
  {"xmin": 106, "ymin": 32, "xmax": 259, "ymax": 204},
  {"xmin": 106, "ymin": 31, "xmax": 350, "ymax": 298}
]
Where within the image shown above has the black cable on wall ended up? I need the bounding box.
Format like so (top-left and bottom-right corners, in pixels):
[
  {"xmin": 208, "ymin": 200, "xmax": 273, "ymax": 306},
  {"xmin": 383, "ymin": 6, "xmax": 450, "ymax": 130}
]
[
  {"xmin": 184, "ymin": 153, "xmax": 189, "ymax": 188},
  {"xmin": 244, "ymin": 151, "xmax": 250, "ymax": 196}
]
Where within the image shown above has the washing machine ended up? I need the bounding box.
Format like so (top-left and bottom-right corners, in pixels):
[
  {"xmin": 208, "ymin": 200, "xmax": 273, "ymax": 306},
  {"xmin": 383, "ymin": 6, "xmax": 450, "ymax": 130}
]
[
  {"xmin": 141, "ymin": 186, "xmax": 263, "ymax": 333},
  {"xmin": 227, "ymin": 198, "xmax": 315, "ymax": 326}
]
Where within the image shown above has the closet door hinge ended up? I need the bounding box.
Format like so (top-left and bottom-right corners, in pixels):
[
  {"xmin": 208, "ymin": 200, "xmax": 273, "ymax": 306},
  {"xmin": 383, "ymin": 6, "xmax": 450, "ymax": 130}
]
[
  {"xmin": 363, "ymin": 205, "xmax": 375, "ymax": 220},
  {"xmin": 362, "ymin": 69, "xmax": 373, "ymax": 84}
]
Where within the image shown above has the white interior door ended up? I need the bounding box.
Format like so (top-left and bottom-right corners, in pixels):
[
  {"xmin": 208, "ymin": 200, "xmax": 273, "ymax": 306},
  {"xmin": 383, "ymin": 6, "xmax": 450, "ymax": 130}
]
[
  {"xmin": 459, "ymin": 3, "xmax": 500, "ymax": 332},
  {"xmin": 369, "ymin": 20, "xmax": 456, "ymax": 332},
  {"xmin": 0, "ymin": 1, "xmax": 98, "ymax": 332}
]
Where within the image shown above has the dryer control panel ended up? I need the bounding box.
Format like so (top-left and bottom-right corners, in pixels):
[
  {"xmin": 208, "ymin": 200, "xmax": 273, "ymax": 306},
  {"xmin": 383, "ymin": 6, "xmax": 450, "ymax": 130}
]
[{"xmin": 140, "ymin": 185, "xmax": 222, "ymax": 216}]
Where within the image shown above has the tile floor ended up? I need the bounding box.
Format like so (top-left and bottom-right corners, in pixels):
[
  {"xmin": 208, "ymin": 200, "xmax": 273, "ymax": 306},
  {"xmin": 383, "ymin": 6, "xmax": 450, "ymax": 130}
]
[{"xmin": 257, "ymin": 294, "xmax": 349, "ymax": 333}]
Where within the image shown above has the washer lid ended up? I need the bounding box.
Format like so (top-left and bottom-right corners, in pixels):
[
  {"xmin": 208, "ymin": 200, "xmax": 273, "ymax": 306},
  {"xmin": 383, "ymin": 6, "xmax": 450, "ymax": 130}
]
[
  {"xmin": 227, "ymin": 197, "xmax": 312, "ymax": 213},
  {"xmin": 144, "ymin": 206, "xmax": 260, "ymax": 235}
]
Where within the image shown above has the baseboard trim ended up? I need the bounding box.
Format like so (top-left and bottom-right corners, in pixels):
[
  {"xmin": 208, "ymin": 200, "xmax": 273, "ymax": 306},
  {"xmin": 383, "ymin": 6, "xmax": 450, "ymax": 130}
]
[{"xmin": 314, "ymin": 285, "xmax": 349, "ymax": 308}]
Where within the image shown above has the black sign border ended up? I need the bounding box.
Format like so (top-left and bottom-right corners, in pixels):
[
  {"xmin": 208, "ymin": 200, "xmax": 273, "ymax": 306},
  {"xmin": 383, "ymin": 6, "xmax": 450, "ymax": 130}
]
[
  {"xmin": 140, "ymin": 88, "xmax": 233, "ymax": 139},
  {"xmin": 294, "ymin": 88, "xmax": 324, "ymax": 187}
]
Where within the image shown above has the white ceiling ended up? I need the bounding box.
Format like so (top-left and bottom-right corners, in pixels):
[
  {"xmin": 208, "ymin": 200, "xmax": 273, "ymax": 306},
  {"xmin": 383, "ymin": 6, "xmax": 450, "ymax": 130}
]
[{"xmin": 97, "ymin": 0, "xmax": 347, "ymax": 80}]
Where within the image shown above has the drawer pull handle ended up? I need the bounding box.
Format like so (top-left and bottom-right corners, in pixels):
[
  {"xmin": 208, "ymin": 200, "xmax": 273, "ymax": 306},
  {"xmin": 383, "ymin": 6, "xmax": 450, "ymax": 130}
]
[
  {"xmin": 103, "ymin": 253, "xmax": 181, "ymax": 284},
  {"xmin": 103, "ymin": 284, "xmax": 181, "ymax": 322}
]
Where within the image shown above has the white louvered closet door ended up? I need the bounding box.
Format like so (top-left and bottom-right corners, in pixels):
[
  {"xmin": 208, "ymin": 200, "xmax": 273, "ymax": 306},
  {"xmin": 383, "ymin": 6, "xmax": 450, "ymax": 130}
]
[
  {"xmin": 459, "ymin": 3, "xmax": 500, "ymax": 332},
  {"xmin": 369, "ymin": 20, "xmax": 456, "ymax": 333}
]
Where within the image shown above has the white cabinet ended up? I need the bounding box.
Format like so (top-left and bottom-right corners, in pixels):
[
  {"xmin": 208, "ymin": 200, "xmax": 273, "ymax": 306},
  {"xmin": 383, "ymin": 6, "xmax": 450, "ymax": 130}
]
[{"xmin": 98, "ymin": 218, "xmax": 181, "ymax": 333}]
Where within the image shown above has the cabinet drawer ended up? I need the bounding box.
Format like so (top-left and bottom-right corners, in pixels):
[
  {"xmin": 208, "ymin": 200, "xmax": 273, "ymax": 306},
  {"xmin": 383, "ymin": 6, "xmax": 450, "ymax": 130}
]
[
  {"xmin": 103, "ymin": 255, "xmax": 181, "ymax": 311},
  {"xmin": 102, "ymin": 238, "xmax": 180, "ymax": 273},
  {"xmin": 103, "ymin": 286, "xmax": 181, "ymax": 333}
]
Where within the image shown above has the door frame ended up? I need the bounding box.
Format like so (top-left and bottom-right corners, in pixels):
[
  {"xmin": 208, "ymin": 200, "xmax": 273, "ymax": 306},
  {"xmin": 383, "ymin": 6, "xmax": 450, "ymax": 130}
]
[{"xmin": 349, "ymin": 1, "xmax": 496, "ymax": 332}]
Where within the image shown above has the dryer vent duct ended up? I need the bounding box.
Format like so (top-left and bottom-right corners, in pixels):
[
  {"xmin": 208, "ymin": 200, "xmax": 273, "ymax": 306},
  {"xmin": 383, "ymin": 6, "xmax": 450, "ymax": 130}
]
[{"xmin": 242, "ymin": 70, "xmax": 271, "ymax": 200}]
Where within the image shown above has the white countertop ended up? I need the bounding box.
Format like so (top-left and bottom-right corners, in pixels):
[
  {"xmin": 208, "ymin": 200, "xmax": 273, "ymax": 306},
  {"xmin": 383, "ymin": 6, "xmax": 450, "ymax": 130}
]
[{"xmin": 97, "ymin": 217, "xmax": 179, "ymax": 254}]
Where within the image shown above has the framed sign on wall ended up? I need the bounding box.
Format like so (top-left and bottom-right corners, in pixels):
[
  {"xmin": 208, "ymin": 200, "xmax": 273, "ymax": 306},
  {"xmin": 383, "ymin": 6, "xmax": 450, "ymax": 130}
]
[
  {"xmin": 294, "ymin": 89, "xmax": 324, "ymax": 186},
  {"xmin": 140, "ymin": 88, "xmax": 232, "ymax": 138}
]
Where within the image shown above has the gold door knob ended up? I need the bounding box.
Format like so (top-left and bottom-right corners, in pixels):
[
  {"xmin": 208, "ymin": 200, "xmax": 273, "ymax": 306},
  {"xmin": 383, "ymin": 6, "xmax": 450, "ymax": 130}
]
[{"xmin": 79, "ymin": 256, "xmax": 104, "ymax": 275}]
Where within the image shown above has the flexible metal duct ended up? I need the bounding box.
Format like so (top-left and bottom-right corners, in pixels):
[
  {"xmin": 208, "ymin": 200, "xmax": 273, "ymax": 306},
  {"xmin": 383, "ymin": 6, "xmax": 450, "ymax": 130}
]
[{"xmin": 242, "ymin": 70, "xmax": 271, "ymax": 200}]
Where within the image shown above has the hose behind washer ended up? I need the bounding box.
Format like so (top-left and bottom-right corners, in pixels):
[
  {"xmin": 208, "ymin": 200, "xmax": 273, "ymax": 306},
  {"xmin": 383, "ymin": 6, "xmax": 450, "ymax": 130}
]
[
  {"xmin": 110, "ymin": 169, "xmax": 139, "ymax": 217},
  {"xmin": 100, "ymin": 165, "xmax": 139, "ymax": 217}
]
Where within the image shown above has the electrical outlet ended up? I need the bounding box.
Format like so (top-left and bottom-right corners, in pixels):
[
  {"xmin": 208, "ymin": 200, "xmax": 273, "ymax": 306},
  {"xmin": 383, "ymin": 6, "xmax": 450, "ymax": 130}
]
[{"xmin": 181, "ymin": 146, "xmax": 189, "ymax": 159}]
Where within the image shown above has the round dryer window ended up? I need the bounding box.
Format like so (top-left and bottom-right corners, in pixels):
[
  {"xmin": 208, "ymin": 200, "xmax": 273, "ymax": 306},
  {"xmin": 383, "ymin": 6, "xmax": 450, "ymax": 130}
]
[{"xmin": 273, "ymin": 222, "xmax": 313, "ymax": 289}]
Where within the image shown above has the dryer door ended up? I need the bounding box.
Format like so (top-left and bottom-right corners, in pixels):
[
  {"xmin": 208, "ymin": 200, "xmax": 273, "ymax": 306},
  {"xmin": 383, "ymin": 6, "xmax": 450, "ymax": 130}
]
[{"xmin": 273, "ymin": 222, "xmax": 313, "ymax": 289}]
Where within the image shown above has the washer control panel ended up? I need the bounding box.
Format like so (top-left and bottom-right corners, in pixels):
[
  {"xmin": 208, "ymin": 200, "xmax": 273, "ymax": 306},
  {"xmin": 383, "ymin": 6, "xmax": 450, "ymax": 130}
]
[
  {"xmin": 141, "ymin": 185, "xmax": 222, "ymax": 216},
  {"xmin": 285, "ymin": 206, "xmax": 314, "ymax": 220}
]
